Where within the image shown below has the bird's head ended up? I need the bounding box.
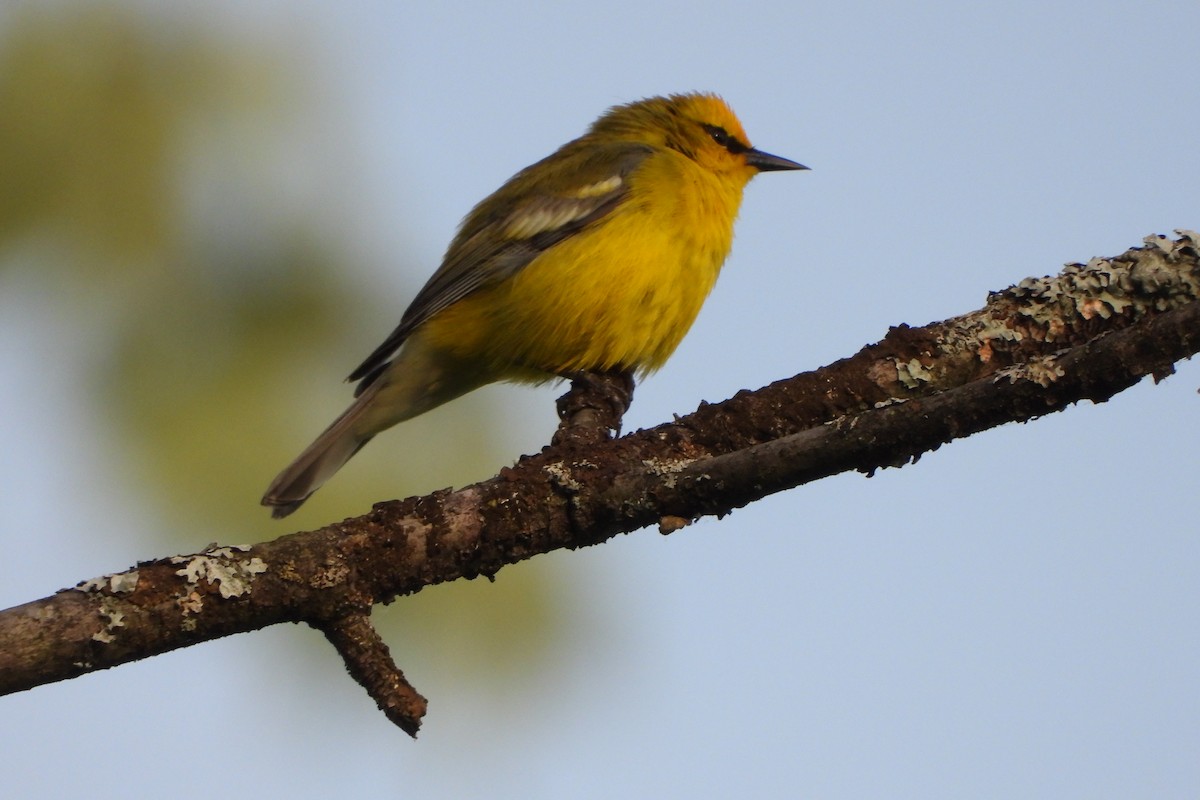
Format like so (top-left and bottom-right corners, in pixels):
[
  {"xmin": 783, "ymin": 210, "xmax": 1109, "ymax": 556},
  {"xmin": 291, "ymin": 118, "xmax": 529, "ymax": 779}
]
[{"xmin": 590, "ymin": 92, "xmax": 807, "ymax": 183}]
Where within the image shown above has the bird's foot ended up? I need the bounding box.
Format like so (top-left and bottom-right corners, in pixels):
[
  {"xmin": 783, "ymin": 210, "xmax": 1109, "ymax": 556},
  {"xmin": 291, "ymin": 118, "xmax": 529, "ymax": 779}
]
[{"xmin": 552, "ymin": 370, "xmax": 635, "ymax": 448}]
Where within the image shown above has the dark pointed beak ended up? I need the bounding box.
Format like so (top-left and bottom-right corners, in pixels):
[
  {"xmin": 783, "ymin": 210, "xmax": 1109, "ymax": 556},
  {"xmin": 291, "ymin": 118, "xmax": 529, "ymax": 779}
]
[{"xmin": 745, "ymin": 148, "xmax": 809, "ymax": 172}]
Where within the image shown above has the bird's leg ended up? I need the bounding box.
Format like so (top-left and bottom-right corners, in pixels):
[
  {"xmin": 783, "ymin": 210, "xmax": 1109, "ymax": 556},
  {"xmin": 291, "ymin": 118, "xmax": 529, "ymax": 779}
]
[{"xmin": 552, "ymin": 369, "xmax": 635, "ymax": 447}]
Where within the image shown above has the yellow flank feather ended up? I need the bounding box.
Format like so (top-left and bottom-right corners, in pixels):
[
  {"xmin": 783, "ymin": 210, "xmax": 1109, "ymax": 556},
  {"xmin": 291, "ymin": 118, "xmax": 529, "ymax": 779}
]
[{"xmin": 262, "ymin": 92, "xmax": 807, "ymax": 518}]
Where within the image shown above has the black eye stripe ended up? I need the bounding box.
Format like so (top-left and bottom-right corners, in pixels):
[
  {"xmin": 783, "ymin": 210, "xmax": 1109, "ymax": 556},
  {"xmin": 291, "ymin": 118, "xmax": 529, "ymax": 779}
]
[
  {"xmin": 703, "ymin": 124, "xmax": 730, "ymax": 145},
  {"xmin": 702, "ymin": 124, "xmax": 747, "ymax": 154}
]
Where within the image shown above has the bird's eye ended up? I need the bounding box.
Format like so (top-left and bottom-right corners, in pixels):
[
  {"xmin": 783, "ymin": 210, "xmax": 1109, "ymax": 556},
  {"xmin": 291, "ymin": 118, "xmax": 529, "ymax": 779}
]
[
  {"xmin": 704, "ymin": 124, "xmax": 731, "ymax": 147},
  {"xmin": 702, "ymin": 123, "xmax": 746, "ymax": 154}
]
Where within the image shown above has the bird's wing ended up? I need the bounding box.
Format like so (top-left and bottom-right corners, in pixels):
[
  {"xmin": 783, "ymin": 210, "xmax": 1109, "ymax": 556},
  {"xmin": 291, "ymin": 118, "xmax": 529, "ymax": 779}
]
[{"xmin": 347, "ymin": 141, "xmax": 653, "ymax": 391}]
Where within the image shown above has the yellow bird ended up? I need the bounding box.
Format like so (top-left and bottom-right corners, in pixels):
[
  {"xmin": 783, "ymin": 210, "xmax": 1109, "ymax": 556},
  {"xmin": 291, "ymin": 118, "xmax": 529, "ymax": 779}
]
[{"xmin": 263, "ymin": 92, "xmax": 806, "ymax": 517}]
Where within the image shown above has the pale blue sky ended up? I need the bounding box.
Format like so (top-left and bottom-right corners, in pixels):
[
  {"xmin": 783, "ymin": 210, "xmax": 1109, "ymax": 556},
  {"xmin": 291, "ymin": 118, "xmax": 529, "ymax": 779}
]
[{"xmin": 2, "ymin": 1, "xmax": 1198, "ymax": 797}]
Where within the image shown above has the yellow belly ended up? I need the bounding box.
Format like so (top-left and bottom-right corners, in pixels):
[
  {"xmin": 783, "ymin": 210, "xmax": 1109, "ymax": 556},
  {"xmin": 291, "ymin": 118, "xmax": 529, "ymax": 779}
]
[{"xmin": 422, "ymin": 159, "xmax": 743, "ymax": 381}]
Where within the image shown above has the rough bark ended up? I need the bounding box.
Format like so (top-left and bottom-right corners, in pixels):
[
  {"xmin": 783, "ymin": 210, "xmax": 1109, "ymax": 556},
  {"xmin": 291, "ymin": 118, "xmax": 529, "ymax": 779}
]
[{"xmin": 1, "ymin": 231, "xmax": 1196, "ymax": 736}]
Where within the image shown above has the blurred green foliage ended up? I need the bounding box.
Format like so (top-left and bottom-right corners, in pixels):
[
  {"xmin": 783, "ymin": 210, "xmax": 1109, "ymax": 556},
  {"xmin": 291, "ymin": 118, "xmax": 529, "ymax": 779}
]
[{"xmin": 0, "ymin": 3, "xmax": 572, "ymax": 689}]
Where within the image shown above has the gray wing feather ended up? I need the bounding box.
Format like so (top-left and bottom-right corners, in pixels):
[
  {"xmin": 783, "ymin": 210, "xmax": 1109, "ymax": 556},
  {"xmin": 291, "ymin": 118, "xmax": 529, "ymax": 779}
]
[{"xmin": 347, "ymin": 143, "xmax": 652, "ymax": 391}]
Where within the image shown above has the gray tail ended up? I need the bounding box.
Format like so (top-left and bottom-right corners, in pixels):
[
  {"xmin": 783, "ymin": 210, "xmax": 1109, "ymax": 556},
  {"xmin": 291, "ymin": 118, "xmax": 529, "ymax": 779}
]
[
  {"xmin": 262, "ymin": 338, "xmax": 486, "ymax": 518},
  {"xmin": 261, "ymin": 401, "xmax": 375, "ymax": 519}
]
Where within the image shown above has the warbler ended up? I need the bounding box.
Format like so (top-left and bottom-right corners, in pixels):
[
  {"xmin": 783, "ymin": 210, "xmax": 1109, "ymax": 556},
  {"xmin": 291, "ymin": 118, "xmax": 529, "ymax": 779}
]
[{"xmin": 263, "ymin": 92, "xmax": 806, "ymax": 518}]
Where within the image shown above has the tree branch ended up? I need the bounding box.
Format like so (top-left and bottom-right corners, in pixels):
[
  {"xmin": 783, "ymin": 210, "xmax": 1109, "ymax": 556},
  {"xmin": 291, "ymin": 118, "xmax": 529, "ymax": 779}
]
[{"xmin": 1, "ymin": 231, "xmax": 1197, "ymax": 737}]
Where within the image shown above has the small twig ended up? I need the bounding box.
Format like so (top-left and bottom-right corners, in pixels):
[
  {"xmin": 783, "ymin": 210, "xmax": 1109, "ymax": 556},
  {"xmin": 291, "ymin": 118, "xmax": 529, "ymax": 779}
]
[
  {"xmin": 552, "ymin": 370, "xmax": 635, "ymax": 447},
  {"xmin": 315, "ymin": 612, "xmax": 427, "ymax": 737}
]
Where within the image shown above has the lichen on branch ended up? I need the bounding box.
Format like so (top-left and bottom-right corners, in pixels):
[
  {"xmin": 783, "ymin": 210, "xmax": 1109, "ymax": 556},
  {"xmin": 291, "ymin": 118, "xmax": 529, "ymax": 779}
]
[{"xmin": 0, "ymin": 231, "xmax": 1196, "ymax": 736}]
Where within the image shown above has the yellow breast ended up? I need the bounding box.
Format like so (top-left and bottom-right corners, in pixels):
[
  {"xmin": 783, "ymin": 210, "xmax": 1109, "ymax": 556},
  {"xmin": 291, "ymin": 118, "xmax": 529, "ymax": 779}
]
[{"xmin": 423, "ymin": 151, "xmax": 746, "ymax": 381}]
